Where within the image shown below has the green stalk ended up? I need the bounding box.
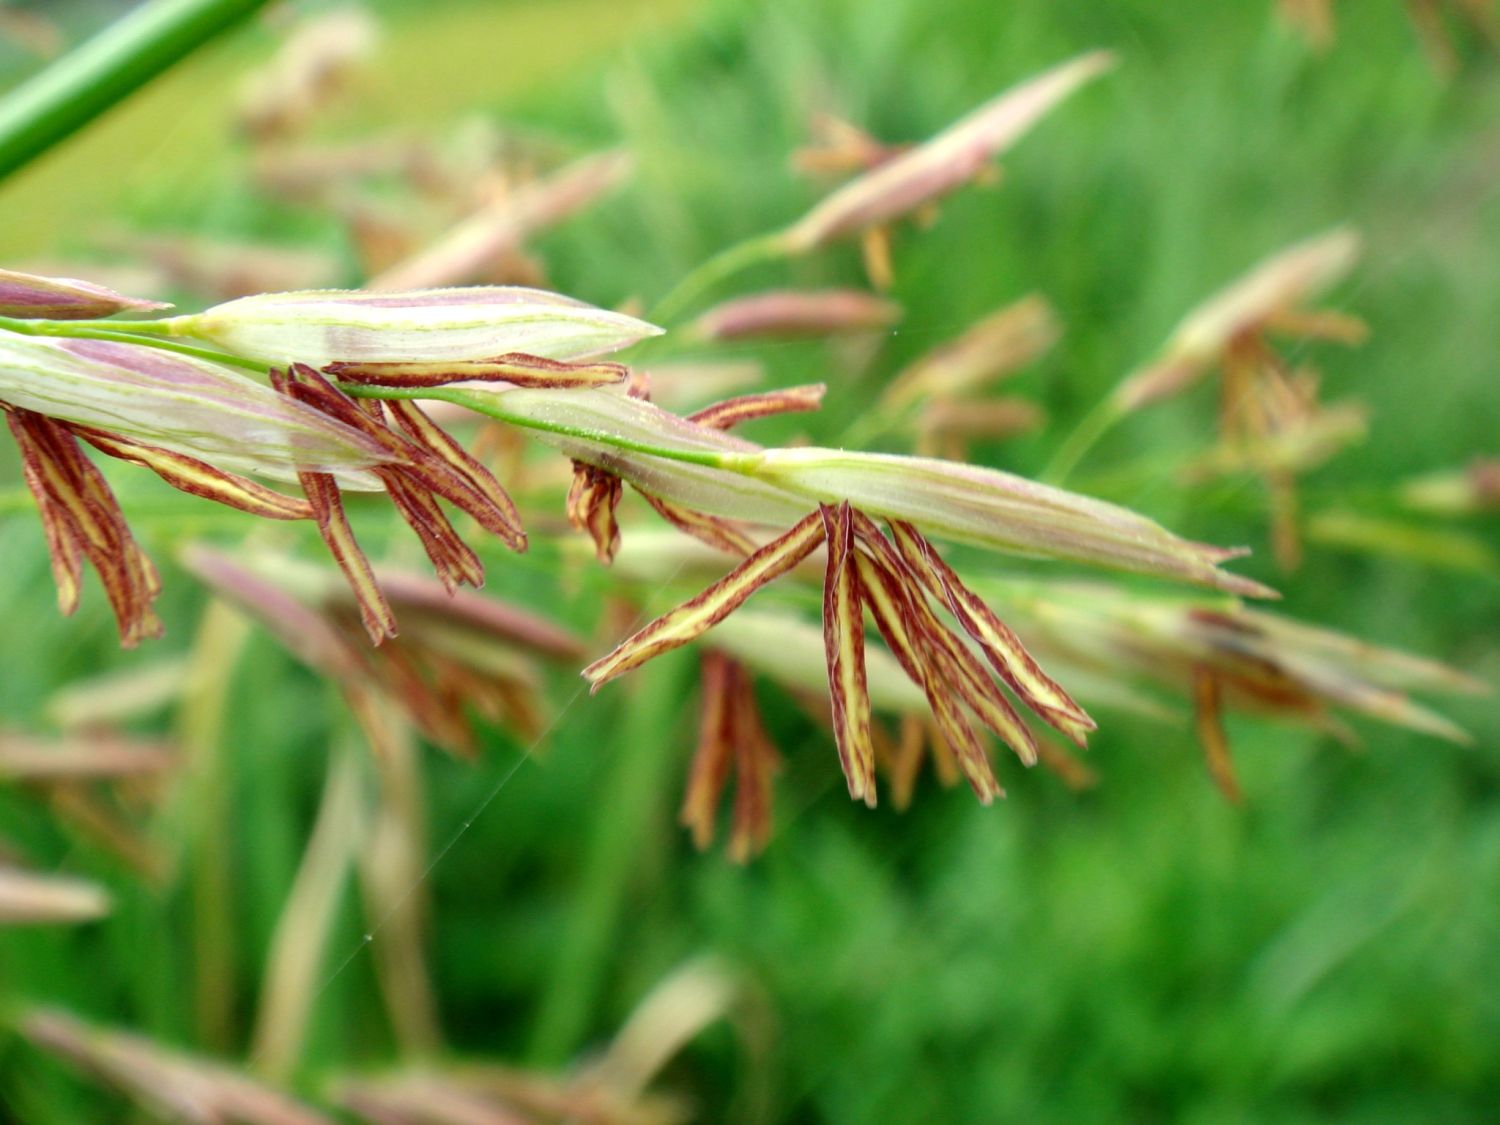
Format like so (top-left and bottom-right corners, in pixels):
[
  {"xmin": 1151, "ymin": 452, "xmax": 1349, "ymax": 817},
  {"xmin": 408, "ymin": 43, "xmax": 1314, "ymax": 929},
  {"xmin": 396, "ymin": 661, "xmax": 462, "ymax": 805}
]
[
  {"xmin": 527, "ymin": 650, "xmax": 691, "ymax": 1065},
  {"xmin": 839, "ymin": 401, "xmax": 915, "ymax": 449},
  {"xmin": 343, "ymin": 383, "xmax": 760, "ymax": 472},
  {"xmin": 0, "ymin": 316, "xmax": 270, "ymax": 372},
  {"xmin": 648, "ymin": 230, "xmax": 793, "ymax": 327},
  {"xmin": 0, "ymin": 0, "xmax": 270, "ymax": 182},
  {"xmin": 1040, "ymin": 394, "xmax": 1127, "ymax": 485},
  {"xmin": 250, "ymin": 737, "xmax": 365, "ymax": 1082},
  {"xmin": 174, "ymin": 599, "xmax": 253, "ymax": 1052}
]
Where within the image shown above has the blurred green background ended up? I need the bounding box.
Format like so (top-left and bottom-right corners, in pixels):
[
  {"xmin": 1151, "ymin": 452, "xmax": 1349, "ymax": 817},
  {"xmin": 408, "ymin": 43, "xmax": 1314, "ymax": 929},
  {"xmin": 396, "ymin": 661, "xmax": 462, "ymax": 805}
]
[{"xmin": 2, "ymin": 0, "xmax": 1499, "ymax": 1120}]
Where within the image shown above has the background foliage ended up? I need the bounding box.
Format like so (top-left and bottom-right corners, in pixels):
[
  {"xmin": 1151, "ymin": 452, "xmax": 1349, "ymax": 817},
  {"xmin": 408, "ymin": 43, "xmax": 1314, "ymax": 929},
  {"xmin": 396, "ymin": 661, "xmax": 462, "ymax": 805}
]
[{"xmin": 2, "ymin": 0, "xmax": 1499, "ymax": 1119}]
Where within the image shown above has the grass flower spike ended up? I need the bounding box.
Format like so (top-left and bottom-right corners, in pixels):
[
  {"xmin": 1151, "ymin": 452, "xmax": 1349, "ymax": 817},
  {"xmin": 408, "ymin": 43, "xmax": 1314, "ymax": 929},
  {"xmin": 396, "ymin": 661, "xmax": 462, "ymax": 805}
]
[
  {"xmin": 1115, "ymin": 228, "xmax": 1362, "ymax": 411},
  {"xmin": 782, "ymin": 51, "xmax": 1116, "ymax": 252},
  {"xmin": 160, "ymin": 285, "xmax": 663, "ymax": 366},
  {"xmin": 551, "ymin": 364, "xmax": 1271, "ymax": 809},
  {"xmin": 0, "ymin": 335, "xmax": 384, "ymax": 478},
  {"xmin": 751, "ymin": 447, "xmax": 1272, "ymax": 596},
  {"xmin": 1, "ymin": 267, "xmax": 1269, "ymax": 812},
  {"xmin": 1111, "ymin": 229, "xmax": 1365, "ymax": 568},
  {"xmin": 0, "ymin": 282, "xmax": 663, "ymax": 642},
  {"xmin": 1002, "ymin": 581, "xmax": 1487, "ymax": 797},
  {"xmin": 0, "ymin": 267, "xmax": 169, "ymax": 320},
  {"xmin": 881, "ymin": 294, "xmax": 1058, "ymax": 410},
  {"xmin": 584, "ymin": 497, "xmax": 1112, "ymax": 806},
  {"xmin": 3, "ymin": 3, "xmax": 1498, "ymax": 1115},
  {"xmin": 184, "ymin": 546, "xmax": 583, "ymax": 756},
  {"xmin": 681, "ymin": 650, "xmax": 781, "ymax": 859},
  {"xmin": 689, "ymin": 288, "xmax": 901, "ymax": 341},
  {"xmin": 0, "ymin": 335, "xmax": 387, "ymax": 644},
  {"xmin": 651, "ymin": 51, "xmax": 1114, "ymax": 318}
]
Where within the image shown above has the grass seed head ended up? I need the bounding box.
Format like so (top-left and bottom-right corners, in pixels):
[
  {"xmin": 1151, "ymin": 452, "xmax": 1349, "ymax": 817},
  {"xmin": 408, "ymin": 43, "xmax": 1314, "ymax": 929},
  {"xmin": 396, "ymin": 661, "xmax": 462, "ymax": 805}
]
[
  {"xmin": 689, "ymin": 288, "xmax": 901, "ymax": 341},
  {"xmin": 0, "ymin": 267, "xmax": 168, "ymax": 320},
  {"xmin": 783, "ymin": 51, "xmax": 1115, "ymax": 251},
  {"xmin": 165, "ymin": 285, "xmax": 662, "ymax": 367}
]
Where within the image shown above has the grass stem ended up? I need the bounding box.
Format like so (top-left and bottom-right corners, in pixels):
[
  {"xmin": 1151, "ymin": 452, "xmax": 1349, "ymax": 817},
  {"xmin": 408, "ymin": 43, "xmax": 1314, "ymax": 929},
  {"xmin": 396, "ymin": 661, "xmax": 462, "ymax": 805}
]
[
  {"xmin": 174, "ymin": 600, "xmax": 253, "ymax": 1053},
  {"xmin": 1040, "ymin": 394, "xmax": 1126, "ymax": 485},
  {"xmin": 0, "ymin": 0, "xmax": 270, "ymax": 182},
  {"xmin": 346, "ymin": 384, "xmax": 759, "ymax": 472},
  {"xmin": 0, "ymin": 317, "xmax": 270, "ymax": 372},
  {"xmin": 648, "ymin": 231, "xmax": 793, "ymax": 327},
  {"xmin": 527, "ymin": 652, "xmax": 690, "ymax": 1065}
]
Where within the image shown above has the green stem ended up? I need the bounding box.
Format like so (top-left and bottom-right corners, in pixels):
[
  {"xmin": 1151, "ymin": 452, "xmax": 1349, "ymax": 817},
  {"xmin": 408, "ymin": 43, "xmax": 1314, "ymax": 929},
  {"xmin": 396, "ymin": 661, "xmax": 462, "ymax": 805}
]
[
  {"xmin": 175, "ymin": 599, "xmax": 253, "ymax": 1053},
  {"xmin": 0, "ymin": 316, "xmax": 269, "ymax": 372},
  {"xmin": 344, "ymin": 384, "xmax": 759, "ymax": 472},
  {"xmin": 527, "ymin": 651, "xmax": 691, "ymax": 1065},
  {"xmin": 36, "ymin": 315, "xmax": 177, "ymax": 335},
  {"xmin": 0, "ymin": 0, "xmax": 271, "ymax": 182},
  {"xmin": 648, "ymin": 230, "xmax": 793, "ymax": 327},
  {"xmin": 839, "ymin": 402, "xmax": 913, "ymax": 449},
  {"xmin": 1040, "ymin": 394, "xmax": 1127, "ymax": 486}
]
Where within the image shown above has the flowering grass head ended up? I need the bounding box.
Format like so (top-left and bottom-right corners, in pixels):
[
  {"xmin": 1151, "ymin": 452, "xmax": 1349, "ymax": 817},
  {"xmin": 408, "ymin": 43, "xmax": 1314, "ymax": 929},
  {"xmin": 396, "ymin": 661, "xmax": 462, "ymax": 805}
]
[
  {"xmin": 0, "ymin": 278, "xmax": 664, "ymax": 643},
  {"xmin": 161, "ymin": 285, "xmax": 661, "ymax": 366},
  {"xmin": 782, "ymin": 51, "xmax": 1116, "ymax": 253},
  {"xmin": 0, "ymin": 333, "xmax": 386, "ymax": 645},
  {"xmin": 1105, "ymin": 229, "xmax": 1366, "ymax": 569},
  {"xmin": 689, "ymin": 288, "xmax": 901, "ymax": 341},
  {"xmin": 1114, "ymin": 228, "xmax": 1362, "ymax": 412},
  {"xmin": 1001, "ymin": 581, "xmax": 1486, "ymax": 798},
  {"xmin": 880, "ymin": 294, "xmax": 1058, "ymax": 411},
  {"xmin": 183, "ymin": 546, "xmax": 583, "ymax": 756},
  {"xmin": 557, "ymin": 389, "xmax": 1268, "ymax": 809},
  {"xmin": 1, "ymin": 267, "xmax": 1281, "ymax": 827},
  {"xmin": 0, "ymin": 268, "xmax": 169, "ymax": 320}
]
